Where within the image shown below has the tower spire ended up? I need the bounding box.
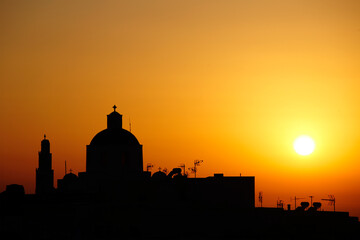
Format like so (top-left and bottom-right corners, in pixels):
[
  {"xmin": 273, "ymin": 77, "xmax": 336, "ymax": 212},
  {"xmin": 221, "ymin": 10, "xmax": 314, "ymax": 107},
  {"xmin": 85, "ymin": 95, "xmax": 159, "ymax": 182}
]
[
  {"xmin": 107, "ymin": 105, "xmax": 122, "ymax": 129},
  {"xmin": 36, "ymin": 136, "xmax": 54, "ymax": 194}
]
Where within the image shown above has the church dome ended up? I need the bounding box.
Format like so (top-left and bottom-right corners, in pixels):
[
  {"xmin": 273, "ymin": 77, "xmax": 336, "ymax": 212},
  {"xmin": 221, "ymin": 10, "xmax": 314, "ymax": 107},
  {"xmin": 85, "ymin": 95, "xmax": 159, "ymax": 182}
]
[
  {"xmin": 89, "ymin": 105, "xmax": 141, "ymax": 146},
  {"xmin": 86, "ymin": 105, "xmax": 143, "ymax": 177},
  {"xmin": 63, "ymin": 172, "xmax": 78, "ymax": 182},
  {"xmin": 90, "ymin": 128, "xmax": 140, "ymax": 146}
]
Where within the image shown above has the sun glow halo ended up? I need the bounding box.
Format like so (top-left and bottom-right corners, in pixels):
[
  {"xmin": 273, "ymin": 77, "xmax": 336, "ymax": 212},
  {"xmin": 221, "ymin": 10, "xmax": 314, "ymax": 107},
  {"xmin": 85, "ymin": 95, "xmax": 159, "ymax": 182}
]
[{"xmin": 293, "ymin": 135, "xmax": 315, "ymax": 156}]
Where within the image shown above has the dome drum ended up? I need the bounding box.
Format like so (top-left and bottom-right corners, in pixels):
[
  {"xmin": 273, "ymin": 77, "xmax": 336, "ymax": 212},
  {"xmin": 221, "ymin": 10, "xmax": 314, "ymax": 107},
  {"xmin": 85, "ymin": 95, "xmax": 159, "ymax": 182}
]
[{"xmin": 86, "ymin": 144, "xmax": 143, "ymax": 176}]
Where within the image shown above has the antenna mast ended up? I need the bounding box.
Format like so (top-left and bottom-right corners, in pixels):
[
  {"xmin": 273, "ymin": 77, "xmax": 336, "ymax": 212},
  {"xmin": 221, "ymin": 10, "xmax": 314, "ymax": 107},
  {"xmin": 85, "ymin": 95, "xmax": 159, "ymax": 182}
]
[
  {"xmin": 322, "ymin": 195, "xmax": 335, "ymax": 212},
  {"xmin": 309, "ymin": 196, "xmax": 314, "ymax": 206},
  {"xmin": 259, "ymin": 192, "xmax": 263, "ymax": 208},
  {"xmin": 292, "ymin": 196, "xmax": 305, "ymax": 209},
  {"xmin": 179, "ymin": 164, "xmax": 186, "ymax": 176},
  {"xmin": 277, "ymin": 198, "xmax": 284, "ymax": 209},
  {"xmin": 188, "ymin": 159, "xmax": 203, "ymax": 178},
  {"xmin": 129, "ymin": 117, "xmax": 131, "ymax": 132}
]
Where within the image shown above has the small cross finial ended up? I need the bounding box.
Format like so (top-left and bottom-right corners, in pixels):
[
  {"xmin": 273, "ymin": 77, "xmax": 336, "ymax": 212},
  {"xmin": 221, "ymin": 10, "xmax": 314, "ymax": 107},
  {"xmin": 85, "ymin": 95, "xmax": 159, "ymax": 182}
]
[
  {"xmin": 113, "ymin": 105, "xmax": 117, "ymax": 112},
  {"xmin": 44, "ymin": 134, "xmax": 46, "ymax": 139}
]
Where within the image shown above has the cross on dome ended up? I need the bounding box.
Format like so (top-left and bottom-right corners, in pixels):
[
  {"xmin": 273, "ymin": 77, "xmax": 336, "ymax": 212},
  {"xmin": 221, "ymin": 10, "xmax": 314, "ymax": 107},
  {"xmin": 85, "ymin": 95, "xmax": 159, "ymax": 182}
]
[{"xmin": 113, "ymin": 105, "xmax": 117, "ymax": 112}]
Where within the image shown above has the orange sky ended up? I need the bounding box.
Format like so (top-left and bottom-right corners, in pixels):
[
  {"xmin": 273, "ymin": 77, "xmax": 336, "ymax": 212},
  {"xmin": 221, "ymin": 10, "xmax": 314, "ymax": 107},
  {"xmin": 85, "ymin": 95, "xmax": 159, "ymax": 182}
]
[{"xmin": 1, "ymin": 0, "xmax": 360, "ymax": 217}]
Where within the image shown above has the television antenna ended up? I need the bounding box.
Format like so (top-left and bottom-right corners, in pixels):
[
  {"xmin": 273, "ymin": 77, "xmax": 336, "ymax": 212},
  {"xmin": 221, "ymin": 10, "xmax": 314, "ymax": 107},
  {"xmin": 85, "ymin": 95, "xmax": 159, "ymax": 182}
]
[
  {"xmin": 309, "ymin": 196, "xmax": 314, "ymax": 206},
  {"xmin": 259, "ymin": 191, "xmax": 263, "ymax": 208},
  {"xmin": 291, "ymin": 196, "xmax": 305, "ymax": 209},
  {"xmin": 179, "ymin": 164, "xmax": 186, "ymax": 176},
  {"xmin": 129, "ymin": 117, "xmax": 131, "ymax": 132},
  {"xmin": 321, "ymin": 195, "xmax": 335, "ymax": 212},
  {"xmin": 188, "ymin": 159, "xmax": 203, "ymax": 178},
  {"xmin": 146, "ymin": 163, "xmax": 153, "ymax": 172}
]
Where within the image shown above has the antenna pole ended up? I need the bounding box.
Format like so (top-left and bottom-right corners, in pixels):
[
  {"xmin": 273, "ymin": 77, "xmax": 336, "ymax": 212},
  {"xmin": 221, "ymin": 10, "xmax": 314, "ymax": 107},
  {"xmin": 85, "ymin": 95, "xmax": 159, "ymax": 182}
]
[
  {"xmin": 259, "ymin": 192, "xmax": 263, "ymax": 208},
  {"xmin": 179, "ymin": 164, "xmax": 186, "ymax": 176},
  {"xmin": 293, "ymin": 196, "xmax": 305, "ymax": 209},
  {"xmin": 188, "ymin": 160, "xmax": 203, "ymax": 178},
  {"xmin": 309, "ymin": 196, "xmax": 314, "ymax": 206},
  {"xmin": 322, "ymin": 195, "xmax": 335, "ymax": 212},
  {"xmin": 129, "ymin": 117, "xmax": 131, "ymax": 132},
  {"xmin": 194, "ymin": 161, "xmax": 196, "ymax": 178},
  {"xmin": 195, "ymin": 160, "xmax": 203, "ymax": 178}
]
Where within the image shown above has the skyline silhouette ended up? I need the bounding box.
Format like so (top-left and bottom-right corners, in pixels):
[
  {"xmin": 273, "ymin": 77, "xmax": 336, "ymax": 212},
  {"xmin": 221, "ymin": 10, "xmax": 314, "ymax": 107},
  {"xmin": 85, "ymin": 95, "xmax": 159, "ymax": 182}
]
[
  {"xmin": 1, "ymin": 105, "xmax": 358, "ymax": 216},
  {"xmin": 1, "ymin": 0, "xmax": 360, "ymax": 226},
  {"xmin": 1, "ymin": 106, "xmax": 358, "ymax": 239}
]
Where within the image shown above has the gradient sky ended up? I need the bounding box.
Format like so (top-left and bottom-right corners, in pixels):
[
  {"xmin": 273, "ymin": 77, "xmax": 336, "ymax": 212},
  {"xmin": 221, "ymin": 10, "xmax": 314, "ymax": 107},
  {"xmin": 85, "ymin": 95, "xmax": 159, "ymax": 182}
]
[{"xmin": 1, "ymin": 0, "xmax": 360, "ymax": 216}]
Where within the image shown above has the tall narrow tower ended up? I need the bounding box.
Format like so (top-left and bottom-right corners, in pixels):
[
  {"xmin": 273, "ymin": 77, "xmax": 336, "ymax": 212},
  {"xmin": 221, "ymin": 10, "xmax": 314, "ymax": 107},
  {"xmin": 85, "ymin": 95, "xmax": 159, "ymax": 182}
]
[{"xmin": 35, "ymin": 135, "xmax": 54, "ymax": 194}]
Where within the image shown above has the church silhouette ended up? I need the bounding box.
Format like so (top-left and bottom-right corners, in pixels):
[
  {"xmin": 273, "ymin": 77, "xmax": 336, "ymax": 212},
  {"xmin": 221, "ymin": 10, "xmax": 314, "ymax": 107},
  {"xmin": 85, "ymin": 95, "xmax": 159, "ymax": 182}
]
[
  {"xmin": 38, "ymin": 106, "xmax": 255, "ymax": 209},
  {"xmin": 0, "ymin": 106, "xmax": 359, "ymax": 239}
]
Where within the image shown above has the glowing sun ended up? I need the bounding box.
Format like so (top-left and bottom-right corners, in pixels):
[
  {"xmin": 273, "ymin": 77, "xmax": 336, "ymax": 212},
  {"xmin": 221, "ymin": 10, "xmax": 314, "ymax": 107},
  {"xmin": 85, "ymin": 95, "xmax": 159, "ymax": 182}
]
[{"xmin": 293, "ymin": 135, "xmax": 315, "ymax": 156}]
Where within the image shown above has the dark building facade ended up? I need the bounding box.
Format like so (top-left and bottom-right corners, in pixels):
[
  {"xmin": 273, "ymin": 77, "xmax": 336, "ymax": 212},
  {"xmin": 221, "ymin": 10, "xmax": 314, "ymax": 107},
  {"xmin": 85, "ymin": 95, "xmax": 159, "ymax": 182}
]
[
  {"xmin": 188, "ymin": 174, "xmax": 255, "ymax": 208},
  {"xmin": 35, "ymin": 135, "xmax": 54, "ymax": 194}
]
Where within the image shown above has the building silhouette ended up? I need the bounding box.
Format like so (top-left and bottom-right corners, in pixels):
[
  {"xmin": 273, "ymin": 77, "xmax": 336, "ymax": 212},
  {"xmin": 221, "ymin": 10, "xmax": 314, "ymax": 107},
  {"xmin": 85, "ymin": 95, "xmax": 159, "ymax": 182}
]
[
  {"xmin": 1, "ymin": 106, "xmax": 358, "ymax": 239},
  {"xmin": 57, "ymin": 171, "xmax": 78, "ymax": 194},
  {"xmin": 84, "ymin": 105, "xmax": 143, "ymax": 187},
  {"xmin": 35, "ymin": 135, "xmax": 54, "ymax": 194},
  {"xmin": 54, "ymin": 106, "xmax": 255, "ymax": 208}
]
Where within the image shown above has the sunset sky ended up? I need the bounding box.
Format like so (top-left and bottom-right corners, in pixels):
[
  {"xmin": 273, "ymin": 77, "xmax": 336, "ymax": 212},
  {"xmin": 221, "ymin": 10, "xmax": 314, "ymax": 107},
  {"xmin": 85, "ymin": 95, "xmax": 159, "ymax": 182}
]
[{"xmin": 1, "ymin": 0, "xmax": 360, "ymax": 216}]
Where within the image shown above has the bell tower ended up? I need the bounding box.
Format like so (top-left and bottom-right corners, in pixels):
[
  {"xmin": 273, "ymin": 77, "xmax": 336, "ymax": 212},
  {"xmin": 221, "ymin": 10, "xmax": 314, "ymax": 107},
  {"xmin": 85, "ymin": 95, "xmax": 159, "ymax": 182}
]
[
  {"xmin": 35, "ymin": 135, "xmax": 54, "ymax": 194},
  {"xmin": 107, "ymin": 105, "xmax": 122, "ymax": 129}
]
